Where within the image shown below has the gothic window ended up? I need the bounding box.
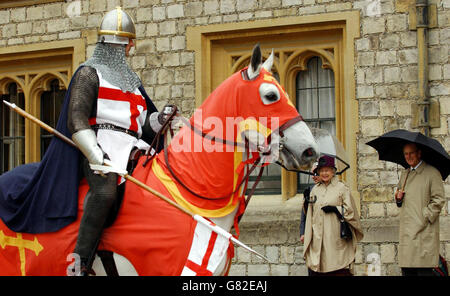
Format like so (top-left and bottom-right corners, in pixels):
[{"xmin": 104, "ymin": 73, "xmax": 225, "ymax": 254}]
[
  {"xmin": 188, "ymin": 13, "xmax": 359, "ymax": 198},
  {"xmin": 1, "ymin": 83, "xmax": 25, "ymax": 173},
  {"xmin": 0, "ymin": 40, "xmax": 83, "ymax": 169},
  {"xmin": 40, "ymin": 79, "xmax": 65, "ymax": 157},
  {"xmin": 296, "ymin": 57, "xmax": 336, "ymax": 135},
  {"xmin": 218, "ymin": 52, "xmax": 338, "ymax": 196},
  {"xmin": 296, "ymin": 56, "xmax": 336, "ymax": 191}
]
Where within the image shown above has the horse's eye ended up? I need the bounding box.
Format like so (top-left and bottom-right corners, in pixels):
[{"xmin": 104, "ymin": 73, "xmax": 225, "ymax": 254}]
[
  {"xmin": 265, "ymin": 92, "xmax": 278, "ymax": 101},
  {"xmin": 259, "ymin": 83, "xmax": 280, "ymax": 105}
]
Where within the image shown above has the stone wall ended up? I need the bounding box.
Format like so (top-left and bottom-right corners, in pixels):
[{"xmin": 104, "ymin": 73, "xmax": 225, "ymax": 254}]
[
  {"xmin": 355, "ymin": 0, "xmax": 450, "ymax": 222},
  {"xmin": 1, "ymin": 1, "xmax": 448, "ymax": 135},
  {"xmin": 0, "ymin": 0, "xmax": 448, "ymax": 275}
]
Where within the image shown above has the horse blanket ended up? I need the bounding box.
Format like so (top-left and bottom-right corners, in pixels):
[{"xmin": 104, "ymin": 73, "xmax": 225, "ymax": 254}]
[{"xmin": 0, "ymin": 155, "xmax": 232, "ymax": 276}]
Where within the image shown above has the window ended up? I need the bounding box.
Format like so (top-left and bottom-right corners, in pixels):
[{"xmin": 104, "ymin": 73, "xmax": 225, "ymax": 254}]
[
  {"xmin": 187, "ymin": 12, "xmax": 360, "ymax": 199},
  {"xmin": 297, "ymin": 57, "xmax": 336, "ymax": 192},
  {"xmin": 40, "ymin": 79, "xmax": 65, "ymax": 157},
  {"xmin": 1, "ymin": 83, "xmax": 25, "ymax": 173},
  {"xmin": 297, "ymin": 57, "xmax": 336, "ymax": 134},
  {"xmin": 0, "ymin": 39, "xmax": 85, "ymax": 168}
]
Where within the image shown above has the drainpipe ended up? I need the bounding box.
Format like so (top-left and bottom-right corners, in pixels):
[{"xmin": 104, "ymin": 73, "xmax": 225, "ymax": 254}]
[
  {"xmin": 415, "ymin": 0, "xmax": 430, "ymax": 136},
  {"xmin": 410, "ymin": 0, "xmax": 440, "ymax": 135}
]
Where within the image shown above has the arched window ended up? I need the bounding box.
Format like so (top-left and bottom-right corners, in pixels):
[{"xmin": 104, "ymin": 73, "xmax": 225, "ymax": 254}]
[
  {"xmin": 296, "ymin": 57, "xmax": 336, "ymax": 134},
  {"xmin": 296, "ymin": 57, "xmax": 336, "ymax": 191},
  {"xmin": 0, "ymin": 39, "xmax": 84, "ymax": 173},
  {"xmin": 231, "ymin": 54, "xmax": 337, "ymax": 195},
  {"xmin": 1, "ymin": 83, "xmax": 25, "ymax": 173},
  {"xmin": 40, "ymin": 79, "xmax": 65, "ymax": 157},
  {"xmin": 188, "ymin": 14, "xmax": 360, "ymax": 199}
]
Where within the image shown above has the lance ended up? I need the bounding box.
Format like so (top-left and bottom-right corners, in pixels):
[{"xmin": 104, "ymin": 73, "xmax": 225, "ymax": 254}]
[{"xmin": 2, "ymin": 100, "xmax": 269, "ymax": 262}]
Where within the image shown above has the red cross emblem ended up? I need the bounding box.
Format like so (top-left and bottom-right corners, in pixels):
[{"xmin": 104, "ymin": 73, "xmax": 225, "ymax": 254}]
[
  {"xmin": 184, "ymin": 231, "xmax": 218, "ymax": 276},
  {"xmin": 89, "ymin": 87, "xmax": 147, "ymax": 132}
]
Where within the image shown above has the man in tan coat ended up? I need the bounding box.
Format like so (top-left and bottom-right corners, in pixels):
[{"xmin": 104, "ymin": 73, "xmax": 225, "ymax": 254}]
[
  {"xmin": 303, "ymin": 155, "xmax": 364, "ymax": 275},
  {"xmin": 395, "ymin": 143, "xmax": 445, "ymax": 276}
]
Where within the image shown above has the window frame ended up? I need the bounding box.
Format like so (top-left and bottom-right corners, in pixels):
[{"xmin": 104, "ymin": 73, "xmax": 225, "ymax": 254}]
[
  {"xmin": 40, "ymin": 79, "xmax": 65, "ymax": 158},
  {"xmin": 0, "ymin": 0, "xmax": 63, "ymax": 9},
  {"xmin": 296, "ymin": 56, "xmax": 337, "ymax": 192},
  {"xmin": 0, "ymin": 84, "xmax": 26, "ymax": 173},
  {"xmin": 0, "ymin": 39, "xmax": 85, "ymax": 164},
  {"xmin": 186, "ymin": 12, "xmax": 360, "ymax": 205}
]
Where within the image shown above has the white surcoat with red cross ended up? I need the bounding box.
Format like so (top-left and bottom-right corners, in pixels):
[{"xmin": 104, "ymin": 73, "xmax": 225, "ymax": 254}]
[{"xmin": 89, "ymin": 70, "xmax": 150, "ymax": 180}]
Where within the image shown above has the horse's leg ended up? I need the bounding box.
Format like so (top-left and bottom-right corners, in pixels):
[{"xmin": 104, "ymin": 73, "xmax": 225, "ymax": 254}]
[
  {"xmin": 91, "ymin": 252, "xmax": 138, "ymax": 276},
  {"xmin": 210, "ymin": 204, "xmax": 240, "ymax": 276},
  {"xmin": 97, "ymin": 250, "xmax": 119, "ymax": 276}
]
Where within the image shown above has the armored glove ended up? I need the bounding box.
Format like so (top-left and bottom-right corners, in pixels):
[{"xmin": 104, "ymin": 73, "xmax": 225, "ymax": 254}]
[
  {"xmin": 72, "ymin": 129, "xmax": 104, "ymax": 165},
  {"xmin": 149, "ymin": 104, "xmax": 178, "ymax": 133},
  {"xmin": 148, "ymin": 111, "xmax": 164, "ymax": 133}
]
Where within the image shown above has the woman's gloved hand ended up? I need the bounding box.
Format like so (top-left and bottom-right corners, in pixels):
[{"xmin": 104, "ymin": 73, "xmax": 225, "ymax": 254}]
[{"xmin": 321, "ymin": 205, "xmax": 343, "ymax": 220}]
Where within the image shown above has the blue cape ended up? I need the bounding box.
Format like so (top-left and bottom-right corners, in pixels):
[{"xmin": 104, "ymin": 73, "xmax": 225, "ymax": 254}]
[{"xmin": 0, "ymin": 66, "xmax": 159, "ymax": 234}]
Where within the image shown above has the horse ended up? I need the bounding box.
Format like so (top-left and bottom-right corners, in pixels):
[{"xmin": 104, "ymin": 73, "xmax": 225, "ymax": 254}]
[{"xmin": 0, "ymin": 45, "xmax": 318, "ymax": 276}]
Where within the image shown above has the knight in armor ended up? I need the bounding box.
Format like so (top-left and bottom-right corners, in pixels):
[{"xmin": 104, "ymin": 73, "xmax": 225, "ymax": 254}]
[{"xmin": 68, "ymin": 7, "xmax": 159, "ymax": 275}]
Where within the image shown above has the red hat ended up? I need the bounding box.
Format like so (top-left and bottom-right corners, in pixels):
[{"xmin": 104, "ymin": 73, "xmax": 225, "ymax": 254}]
[{"xmin": 316, "ymin": 155, "xmax": 336, "ymax": 171}]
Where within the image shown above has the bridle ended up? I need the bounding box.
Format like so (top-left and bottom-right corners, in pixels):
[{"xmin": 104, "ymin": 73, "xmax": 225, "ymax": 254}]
[{"xmin": 142, "ymin": 105, "xmax": 304, "ymax": 208}]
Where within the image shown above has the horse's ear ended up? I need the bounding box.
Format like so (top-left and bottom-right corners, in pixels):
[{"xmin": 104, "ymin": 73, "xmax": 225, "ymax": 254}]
[
  {"xmin": 262, "ymin": 49, "xmax": 274, "ymax": 72},
  {"xmin": 247, "ymin": 43, "xmax": 262, "ymax": 80}
]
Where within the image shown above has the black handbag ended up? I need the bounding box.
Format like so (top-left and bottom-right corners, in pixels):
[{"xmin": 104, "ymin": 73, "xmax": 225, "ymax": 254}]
[{"xmin": 339, "ymin": 205, "xmax": 352, "ymax": 240}]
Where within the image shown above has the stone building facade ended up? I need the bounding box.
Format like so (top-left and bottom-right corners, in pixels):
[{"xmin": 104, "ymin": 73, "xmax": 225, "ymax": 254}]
[{"xmin": 0, "ymin": 0, "xmax": 448, "ymax": 276}]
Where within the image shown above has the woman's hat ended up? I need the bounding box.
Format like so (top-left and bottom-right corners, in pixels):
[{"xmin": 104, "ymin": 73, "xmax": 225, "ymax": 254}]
[{"xmin": 316, "ymin": 155, "xmax": 336, "ymax": 171}]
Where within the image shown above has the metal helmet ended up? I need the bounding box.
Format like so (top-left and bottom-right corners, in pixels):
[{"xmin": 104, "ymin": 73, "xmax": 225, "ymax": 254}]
[{"xmin": 98, "ymin": 7, "xmax": 136, "ymax": 45}]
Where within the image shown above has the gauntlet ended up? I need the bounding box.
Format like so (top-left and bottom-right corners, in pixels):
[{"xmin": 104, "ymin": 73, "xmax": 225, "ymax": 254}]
[{"xmin": 72, "ymin": 129, "xmax": 104, "ymax": 165}]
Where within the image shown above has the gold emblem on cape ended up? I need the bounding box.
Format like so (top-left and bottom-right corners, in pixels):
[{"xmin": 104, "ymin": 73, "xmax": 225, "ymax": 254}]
[{"xmin": 0, "ymin": 230, "xmax": 44, "ymax": 276}]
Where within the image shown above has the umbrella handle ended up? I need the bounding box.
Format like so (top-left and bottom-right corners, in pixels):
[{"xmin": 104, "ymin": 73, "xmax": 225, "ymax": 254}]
[
  {"xmin": 401, "ymin": 169, "xmax": 410, "ymax": 192},
  {"xmin": 395, "ymin": 169, "xmax": 410, "ymax": 207}
]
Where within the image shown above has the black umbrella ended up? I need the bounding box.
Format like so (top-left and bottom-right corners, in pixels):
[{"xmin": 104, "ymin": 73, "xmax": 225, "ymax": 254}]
[{"xmin": 366, "ymin": 129, "xmax": 450, "ymax": 180}]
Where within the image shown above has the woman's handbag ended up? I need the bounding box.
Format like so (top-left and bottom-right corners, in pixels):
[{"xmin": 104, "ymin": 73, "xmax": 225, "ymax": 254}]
[{"xmin": 339, "ymin": 205, "xmax": 352, "ymax": 240}]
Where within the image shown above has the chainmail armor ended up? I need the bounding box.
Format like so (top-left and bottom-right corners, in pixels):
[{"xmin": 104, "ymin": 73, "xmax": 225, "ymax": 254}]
[
  {"xmin": 82, "ymin": 42, "xmax": 141, "ymax": 93},
  {"xmin": 67, "ymin": 66, "xmax": 99, "ymax": 134}
]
